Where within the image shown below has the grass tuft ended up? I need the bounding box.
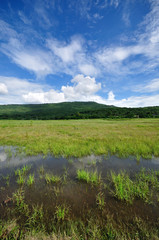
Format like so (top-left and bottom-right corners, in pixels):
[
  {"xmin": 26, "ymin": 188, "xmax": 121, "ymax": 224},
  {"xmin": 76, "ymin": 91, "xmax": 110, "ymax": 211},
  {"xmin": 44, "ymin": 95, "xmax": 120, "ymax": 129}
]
[
  {"xmin": 45, "ymin": 173, "xmax": 61, "ymax": 184},
  {"xmin": 77, "ymin": 169, "xmax": 101, "ymax": 185}
]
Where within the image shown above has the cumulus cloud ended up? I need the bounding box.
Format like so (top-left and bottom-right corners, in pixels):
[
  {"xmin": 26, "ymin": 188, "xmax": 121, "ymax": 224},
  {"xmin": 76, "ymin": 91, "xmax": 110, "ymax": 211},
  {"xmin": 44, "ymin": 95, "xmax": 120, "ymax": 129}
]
[
  {"xmin": 0, "ymin": 76, "xmax": 51, "ymax": 104},
  {"xmin": 0, "ymin": 75, "xmax": 158, "ymax": 108},
  {"xmin": 61, "ymin": 74, "xmax": 101, "ymax": 101},
  {"xmin": 23, "ymin": 74, "xmax": 101, "ymax": 103},
  {"xmin": 23, "ymin": 90, "xmax": 65, "ymax": 104},
  {"xmin": 108, "ymin": 91, "xmax": 115, "ymax": 101},
  {"xmin": 0, "ymin": 83, "xmax": 8, "ymax": 95}
]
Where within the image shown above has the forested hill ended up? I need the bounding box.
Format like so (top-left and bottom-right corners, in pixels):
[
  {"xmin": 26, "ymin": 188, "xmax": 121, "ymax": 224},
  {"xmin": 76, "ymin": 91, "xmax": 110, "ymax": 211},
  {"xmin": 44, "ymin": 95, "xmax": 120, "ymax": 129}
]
[{"xmin": 0, "ymin": 102, "xmax": 159, "ymax": 119}]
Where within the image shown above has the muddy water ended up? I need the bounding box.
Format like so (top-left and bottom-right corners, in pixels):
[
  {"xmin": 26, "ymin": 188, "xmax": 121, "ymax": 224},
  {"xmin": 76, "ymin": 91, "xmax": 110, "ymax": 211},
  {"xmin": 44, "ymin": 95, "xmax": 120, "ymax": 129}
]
[{"xmin": 0, "ymin": 146, "xmax": 159, "ymax": 228}]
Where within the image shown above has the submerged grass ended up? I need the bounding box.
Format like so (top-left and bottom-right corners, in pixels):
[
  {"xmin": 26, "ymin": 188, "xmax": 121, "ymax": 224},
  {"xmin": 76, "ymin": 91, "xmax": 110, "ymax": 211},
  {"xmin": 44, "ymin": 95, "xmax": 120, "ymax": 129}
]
[
  {"xmin": 0, "ymin": 119, "xmax": 158, "ymax": 158},
  {"xmin": 110, "ymin": 168, "xmax": 159, "ymax": 203},
  {"xmin": 45, "ymin": 173, "xmax": 61, "ymax": 184},
  {"xmin": 15, "ymin": 165, "xmax": 31, "ymax": 186},
  {"xmin": 27, "ymin": 174, "xmax": 35, "ymax": 186},
  {"xmin": 0, "ymin": 166, "xmax": 159, "ymax": 239},
  {"xmin": 77, "ymin": 169, "xmax": 101, "ymax": 185}
]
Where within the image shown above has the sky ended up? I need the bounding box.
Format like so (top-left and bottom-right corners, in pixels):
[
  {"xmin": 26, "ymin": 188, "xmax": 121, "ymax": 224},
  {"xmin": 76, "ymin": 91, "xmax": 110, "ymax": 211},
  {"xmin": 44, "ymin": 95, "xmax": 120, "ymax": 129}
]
[{"xmin": 0, "ymin": 0, "xmax": 159, "ymax": 107}]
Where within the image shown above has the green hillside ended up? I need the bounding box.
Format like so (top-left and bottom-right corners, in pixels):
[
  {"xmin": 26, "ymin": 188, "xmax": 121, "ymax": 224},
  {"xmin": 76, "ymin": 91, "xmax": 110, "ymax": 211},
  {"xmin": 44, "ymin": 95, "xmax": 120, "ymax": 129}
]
[{"xmin": 0, "ymin": 101, "xmax": 158, "ymax": 119}]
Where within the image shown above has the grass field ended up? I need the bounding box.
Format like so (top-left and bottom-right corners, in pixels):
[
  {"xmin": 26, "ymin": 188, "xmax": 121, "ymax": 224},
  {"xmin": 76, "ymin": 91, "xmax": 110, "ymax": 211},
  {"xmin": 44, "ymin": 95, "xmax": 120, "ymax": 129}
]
[{"xmin": 0, "ymin": 119, "xmax": 159, "ymax": 158}]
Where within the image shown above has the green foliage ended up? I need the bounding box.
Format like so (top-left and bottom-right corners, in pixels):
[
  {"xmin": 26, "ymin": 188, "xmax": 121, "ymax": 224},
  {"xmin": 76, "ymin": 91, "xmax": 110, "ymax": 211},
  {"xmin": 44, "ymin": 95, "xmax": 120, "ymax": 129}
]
[
  {"xmin": 27, "ymin": 174, "xmax": 35, "ymax": 186},
  {"xmin": 15, "ymin": 165, "xmax": 31, "ymax": 185},
  {"xmin": 110, "ymin": 169, "xmax": 159, "ymax": 203},
  {"xmin": 0, "ymin": 102, "xmax": 158, "ymax": 120},
  {"xmin": 110, "ymin": 171, "xmax": 134, "ymax": 203},
  {"xmin": 45, "ymin": 173, "xmax": 61, "ymax": 184},
  {"xmin": 96, "ymin": 192, "xmax": 105, "ymax": 210},
  {"xmin": 15, "ymin": 165, "xmax": 31, "ymax": 177},
  {"xmin": 77, "ymin": 169, "xmax": 101, "ymax": 185},
  {"xmin": 39, "ymin": 165, "xmax": 45, "ymax": 175},
  {"xmin": 28, "ymin": 205, "xmax": 44, "ymax": 231},
  {"xmin": 55, "ymin": 205, "xmax": 69, "ymax": 222},
  {"xmin": 13, "ymin": 189, "xmax": 29, "ymax": 216},
  {"xmin": 0, "ymin": 119, "xmax": 159, "ymax": 158},
  {"xmin": 3, "ymin": 174, "xmax": 10, "ymax": 186}
]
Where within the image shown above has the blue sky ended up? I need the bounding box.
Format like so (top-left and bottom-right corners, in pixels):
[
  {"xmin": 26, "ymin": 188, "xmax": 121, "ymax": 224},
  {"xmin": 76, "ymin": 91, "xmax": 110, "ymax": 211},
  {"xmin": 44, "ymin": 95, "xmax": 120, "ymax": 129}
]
[{"xmin": 0, "ymin": 0, "xmax": 159, "ymax": 107}]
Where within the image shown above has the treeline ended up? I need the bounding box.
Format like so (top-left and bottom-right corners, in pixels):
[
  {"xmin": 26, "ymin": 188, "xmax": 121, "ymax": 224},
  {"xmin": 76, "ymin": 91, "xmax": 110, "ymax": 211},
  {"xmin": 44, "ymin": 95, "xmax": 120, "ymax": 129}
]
[
  {"xmin": 70, "ymin": 106, "xmax": 159, "ymax": 119},
  {"xmin": 0, "ymin": 102, "xmax": 158, "ymax": 120}
]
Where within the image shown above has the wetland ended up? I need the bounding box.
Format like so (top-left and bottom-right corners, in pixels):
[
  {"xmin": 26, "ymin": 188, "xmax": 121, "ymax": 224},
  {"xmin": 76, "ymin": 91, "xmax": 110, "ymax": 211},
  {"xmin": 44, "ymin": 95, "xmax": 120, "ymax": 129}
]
[{"xmin": 0, "ymin": 119, "xmax": 159, "ymax": 239}]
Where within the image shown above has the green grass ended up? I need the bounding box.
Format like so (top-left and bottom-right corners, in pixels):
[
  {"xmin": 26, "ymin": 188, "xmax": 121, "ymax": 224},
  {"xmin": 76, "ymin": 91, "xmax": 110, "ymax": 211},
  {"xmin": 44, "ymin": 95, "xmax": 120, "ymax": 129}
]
[
  {"xmin": 110, "ymin": 171, "xmax": 134, "ymax": 203},
  {"xmin": 15, "ymin": 165, "xmax": 31, "ymax": 177},
  {"xmin": 45, "ymin": 173, "xmax": 61, "ymax": 184},
  {"xmin": 27, "ymin": 174, "xmax": 35, "ymax": 186},
  {"xmin": 0, "ymin": 119, "xmax": 158, "ymax": 158},
  {"xmin": 16, "ymin": 174, "xmax": 25, "ymax": 185},
  {"xmin": 15, "ymin": 165, "xmax": 31, "ymax": 186},
  {"xmin": 110, "ymin": 169, "xmax": 159, "ymax": 203},
  {"xmin": 39, "ymin": 165, "xmax": 45, "ymax": 175},
  {"xmin": 3, "ymin": 174, "xmax": 10, "ymax": 186},
  {"xmin": 77, "ymin": 169, "xmax": 101, "ymax": 185},
  {"xmin": 55, "ymin": 205, "xmax": 69, "ymax": 222},
  {"xmin": 96, "ymin": 192, "xmax": 105, "ymax": 210}
]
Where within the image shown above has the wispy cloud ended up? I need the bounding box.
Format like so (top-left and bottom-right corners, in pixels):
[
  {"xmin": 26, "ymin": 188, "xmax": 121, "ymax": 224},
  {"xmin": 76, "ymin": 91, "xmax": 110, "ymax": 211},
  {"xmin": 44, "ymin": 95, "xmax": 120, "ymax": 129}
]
[
  {"xmin": 133, "ymin": 78, "xmax": 159, "ymax": 93},
  {"xmin": 1, "ymin": 38, "xmax": 54, "ymax": 77},
  {"xmin": 18, "ymin": 11, "xmax": 31, "ymax": 25},
  {"xmin": 47, "ymin": 37, "xmax": 83, "ymax": 63}
]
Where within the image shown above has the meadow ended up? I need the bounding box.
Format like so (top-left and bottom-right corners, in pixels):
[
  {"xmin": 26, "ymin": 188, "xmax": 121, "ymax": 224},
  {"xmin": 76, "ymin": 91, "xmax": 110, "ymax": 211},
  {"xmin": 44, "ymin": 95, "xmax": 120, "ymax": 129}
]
[{"xmin": 0, "ymin": 118, "xmax": 159, "ymax": 159}]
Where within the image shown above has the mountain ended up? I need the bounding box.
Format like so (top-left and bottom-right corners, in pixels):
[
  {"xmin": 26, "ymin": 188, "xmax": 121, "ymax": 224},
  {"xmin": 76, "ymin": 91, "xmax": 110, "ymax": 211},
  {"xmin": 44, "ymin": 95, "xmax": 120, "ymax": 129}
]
[{"xmin": 0, "ymin": 102, "xmax": 158, "ymax": 119}]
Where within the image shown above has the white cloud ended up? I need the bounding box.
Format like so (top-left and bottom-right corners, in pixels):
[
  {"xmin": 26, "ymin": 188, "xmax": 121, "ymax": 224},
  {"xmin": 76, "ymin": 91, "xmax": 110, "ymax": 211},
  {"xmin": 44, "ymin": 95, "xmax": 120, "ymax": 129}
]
[
  {"xmin": 61, "ymin": 74, "xmax": 101, "ymax": 101},
  {"xmin": 23, "ymin": 90, "xmax": 64, "ymax": 104},
  {"xmin": 0, "ymin": 75, "xmax": 158, "ymax": 108},
  {"xmin": 1, "ymin": 38, "xmax": 54, "ymax": 77},
  {"xmin": 18, "ymin": 11, "xmax": 31, "ymax": 25},
  {"xmin": 108, "ymin": 91, "xmax": 115, "ymax": 101},
  {"xmin": 47, "ymin": 37, "xmax": 98, "ymax": 76},
  {"xmin": 47, "ymin": 37, "xmax": 82, "ymax": 63},
  {"xmin": 22, "ymin": 74, "xmax": 101, "ymax": 103},
  {"xmin": 0, "ymin": 83, "xmax": 8, "ymax": 95},
  {"xmin": 110, "ymin": 0, "xmax": 119, "ymax": 8},
  {"xmin": 0, "ymin": 76, "xmax": 51, "ymax": 104},
  {"xmin": 109, "ymin": 94, "xmax": 159, "ymax": 108},
  {"xmin": 133, "ymin": 78, "xmax": 159, "ymax": 93},
  {"xmin": 78, "ymin": 64, "xmax": 98, "ymax": 76}
]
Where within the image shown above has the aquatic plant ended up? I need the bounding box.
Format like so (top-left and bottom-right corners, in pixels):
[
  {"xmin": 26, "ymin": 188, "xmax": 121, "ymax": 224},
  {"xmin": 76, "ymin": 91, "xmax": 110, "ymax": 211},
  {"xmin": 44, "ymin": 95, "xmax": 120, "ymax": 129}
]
[
  {"xmin": 15, "ymin": 164, "xmax": 31, "ymax": 177},
  {"xmin": 45, "ymin": 173, "xmax": 61, "ymax": 184},
  {"xmin": 39, "ymin": 165, "xmax": 45, "ymax": 175},
  {"xmin": 16, "ymin": 174, "xmax": 25, "ymax": 185},
  {"xmin": 27, "ymin": 174, "xmax": 35, "ymax": 186},
  {"xmin": 55, "ymin": 205, "xmax": 69, "ymax": 222},
  {"xmin": 5, "ymin": 147, "xmax": 12, "ymax": 158},
  {"xmin": 3, "ymin": 174, "xmax": 10, "ymax": 186},
  {"xmin": 63, "ymin": 167, "xmax": 68, "ymax": 183},
  {"xmin": 68, "ymin": 159, "xmax": 73, "ymax": 164},
  {"xmin": 13, "ymin": 189, "xmax": 29, "ymax": 216},
  {"xmin": 77, "ymin": 169, "xmax": 101, "ymax": 185},
  {"xmin": 28, "ymin": 205, "xmax": 44, "ymax": 231},
  {"xmin": 110, "ymin": 168, "xmax": 159, "ymax": 203},
  {"xmin": 96, "ymin": 192, "xmax": 105, "ymax": 210}
]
